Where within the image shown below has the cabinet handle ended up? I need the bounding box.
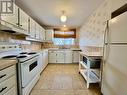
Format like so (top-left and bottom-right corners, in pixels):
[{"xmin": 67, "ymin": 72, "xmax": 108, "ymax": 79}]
[
  {"xmin": 0, "ymin": 87, "xmax": 7, "ymax": 93},
  {"xmin": 20, "ymin": 25, "xmax": 22, "ymax": 26},
  {"xmin": 0, "ymin": 74, "xmax": 6, "ymax": 79}
]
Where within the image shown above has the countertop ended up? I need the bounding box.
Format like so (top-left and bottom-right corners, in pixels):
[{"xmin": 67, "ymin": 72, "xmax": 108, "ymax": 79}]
[
  {"xmin": 80, "ymin": 52, "xmax": 102, "ymax": 59},
  {"xmin": 0, "ymin": 59, "xmax": 17, "ymax": 70},
  {"xmin": 48, "ymin": 48, "xmax": 81, "ymax": 51},
  {"xmin": 30, "ymin": 48, "xmax": 81, "ymax": 54}
]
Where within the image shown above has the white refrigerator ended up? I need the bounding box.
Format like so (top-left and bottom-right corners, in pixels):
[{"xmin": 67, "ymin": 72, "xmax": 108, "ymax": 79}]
[{"xmin": 101, "ymin": 11, "xmax": 127, "ymax": 95}]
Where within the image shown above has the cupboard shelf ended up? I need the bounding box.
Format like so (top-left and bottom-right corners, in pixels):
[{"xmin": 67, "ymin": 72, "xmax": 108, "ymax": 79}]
[
  {"xmin": 79, "ymin": 52, "xmax": 102, "ymax": 88},
  {"xmin": 79, "ymin": 69, "xmax": 100, "ymax": 83},
  {"xmin": 79, "ymin": 61, "xmax": 100, "ymax": 70}
]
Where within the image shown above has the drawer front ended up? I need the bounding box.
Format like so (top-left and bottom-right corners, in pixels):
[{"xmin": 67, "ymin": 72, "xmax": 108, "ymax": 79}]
[
  {"xmin": 0, "ymin": 65, "xmax": 16, "ymax": 83},
  {"xmin": 0, "ymin": 75, "xmax": 16, "ymax": 95},
  {"xmin": 4, "ymin": 86, "xmax": 17, "ymax": 95}
]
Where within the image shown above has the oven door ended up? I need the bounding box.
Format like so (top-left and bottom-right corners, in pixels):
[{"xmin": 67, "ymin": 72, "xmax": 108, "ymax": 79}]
[{"xmin": 21, "ymin": 56, "xmax": 39, "ymax": 87}]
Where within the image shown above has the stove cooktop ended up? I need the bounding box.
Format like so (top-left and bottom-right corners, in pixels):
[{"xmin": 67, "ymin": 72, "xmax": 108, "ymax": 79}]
[
  {"xmin": 28, "ymin": 52, "xmax": 37, "ymax": 55},
  {"xmin": 2, "ymin": 55, "xmax": 17, "ymax": 58},
  {"xmin": 1, "ymin": 52, "xmax": 38, "ymax": 62}
]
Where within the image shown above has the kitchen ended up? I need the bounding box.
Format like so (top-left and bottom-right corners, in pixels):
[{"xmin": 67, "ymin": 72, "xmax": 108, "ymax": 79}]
[{"xmin": 0, "ymin": 0, "xmax": 127, "ymax": 95}]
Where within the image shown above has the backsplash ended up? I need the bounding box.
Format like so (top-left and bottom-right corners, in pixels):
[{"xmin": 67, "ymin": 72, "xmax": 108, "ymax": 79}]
[
  {"xmin": 79, "ymin": 0, "xmax": 111, "ymax": 47},
  {"xmin": 0, "ymin": 31, "xmax": 42, "ymax": 51},
  {"xmin": 80, "ymin": 46, "xmax": 103, "ymax": 55},
  {"xmin": 42, "ymin": 42, "xmax": 79, "ymax": 49}
]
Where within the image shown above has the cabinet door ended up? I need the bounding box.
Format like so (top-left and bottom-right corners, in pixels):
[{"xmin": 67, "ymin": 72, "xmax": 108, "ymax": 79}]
[
  {"xmin": 43, "ymin": 50, "xmax": 48, "ymax": 67},
  {"xmin": 56, "ymin": 51, "xmax": 65, "ymax": 63},
  {"xmin": 73, "ymin": 51, "xmax": 79, "ymax": 63},
  {"xmin": 4, "ymin": 86, "xmax": 17, "ymax": 95},
  {"xmin": 40, "ymin": 27, "xmax": 45, "ymax": 41},
  {"xmin": 29, "ymin": 18, "xmax": 36, "ymax": 38},
  {"xmin": 19, "ymin": 9, "xmax": 29, "ymax": 34},
  {"xmin": 1, "ymin": 3, "xmax": 18, "ymax": 26},
  {"xmin": 35, "ymin": 23, "xmax": 40, "ymax": 39},
  {"xmin": 45, "ymin": 29, "xmax": 54, "ymax": 41},
  {"xmin": 49, "ymin": 51, "xmax": 56, "ymax": 63},
  {"xmin": 65, "ymin": 51, "xmax": 73, "ymax": 63}
]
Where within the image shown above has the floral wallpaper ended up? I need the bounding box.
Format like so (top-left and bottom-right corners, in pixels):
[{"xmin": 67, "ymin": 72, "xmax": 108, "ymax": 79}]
[{"xmin": 79, "ymin": 0, "xmax": 111, "ymax": 48}]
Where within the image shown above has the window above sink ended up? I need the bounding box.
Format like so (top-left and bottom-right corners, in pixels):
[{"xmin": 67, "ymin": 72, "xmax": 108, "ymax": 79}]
[{"xmin": 53, "ymin": 38, "xmax": 75, "ymax": 45}]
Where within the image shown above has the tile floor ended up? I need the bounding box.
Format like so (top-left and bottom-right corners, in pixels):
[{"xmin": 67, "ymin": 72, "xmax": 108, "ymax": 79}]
[{"xmin": 30, "ymin": 63, "xmax": 101, "ymax": 95}]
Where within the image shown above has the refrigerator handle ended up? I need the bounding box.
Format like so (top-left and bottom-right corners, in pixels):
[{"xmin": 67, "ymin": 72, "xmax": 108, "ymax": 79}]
[
  {"xmin": 101, "ymin": 20, "xmax": 110, "ymax": 84},
  {"xmin": 103, "ymin": 20, "xmax": 109, "ymax": 60},
  {"xmin": 103, "ymin": 20, "xmax": 110, "ymax": 45},
  {"xmin": 103, "ymin": 21, "xmax": 108, "ymax": 44},
  {"xmin": 103, "ymin": 20, "xmax": 110, "ymax": 63}
]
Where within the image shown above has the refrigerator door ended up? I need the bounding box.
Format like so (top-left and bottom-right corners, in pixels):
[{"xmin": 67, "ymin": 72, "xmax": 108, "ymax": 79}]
[
  {"xmin": 108, "ymin": 11, "xmax": 127, "ymax": 44},
  {"xmin": 101, "ymin": 44, "xmax": 127, "ymax": 95}
]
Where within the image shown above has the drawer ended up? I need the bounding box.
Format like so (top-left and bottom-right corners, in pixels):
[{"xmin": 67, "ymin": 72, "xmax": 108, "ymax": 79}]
[
  {"xmin": 3, "ymin": 86, "xmax": 17, "ymax": 95},
  {"xmin": 0, "ymin": 65, "xmax": 16, "ymax": 83},
  {"xmin": 0, "ymin": 75, "xmax": 16, "ymax": 95}
]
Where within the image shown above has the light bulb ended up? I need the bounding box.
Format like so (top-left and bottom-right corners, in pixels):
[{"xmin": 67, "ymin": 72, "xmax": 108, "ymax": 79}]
[{"xmin": 60, "ymin": 15, "xmax": 67, "ymax": 22}]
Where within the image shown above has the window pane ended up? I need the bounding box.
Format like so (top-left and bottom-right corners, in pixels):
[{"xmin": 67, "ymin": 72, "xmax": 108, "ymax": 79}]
[{"xmin": 53, "ymin": 38, "xmax": 75, "ymax": 45}]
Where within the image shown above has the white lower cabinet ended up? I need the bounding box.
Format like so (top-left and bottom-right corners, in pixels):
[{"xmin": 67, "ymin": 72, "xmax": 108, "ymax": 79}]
[
  {"xmin": 49, "ymin": 50, "xmax": 73, "ymax": 63},
  {"xmin": 49, "ymin": 51, "xmax": 56, "ymax": 63},
  {"xmin": 4, "ymin": 86, "xmax": 16, "ymax": 95},
  {"xmin": 56, "ymin": 51, "xmax": 65, "ymax": 63},
  {"xmin": 65, "ymin": 51, "xmax": 73, "ymax": 63},
  {"xmin": 43, "ymin": 50, "xmax": 48, "ymax": 69},
  {"xmin": 38, "ymin": 50, "xmax": 49, "ymax": 73},
  {"xmin": 73, "ymin": 51, "xmax": 80, "ymax": 63},
  {"xmin": 0, "ymin": 65, "xmax": 17, "ymax": 95}
]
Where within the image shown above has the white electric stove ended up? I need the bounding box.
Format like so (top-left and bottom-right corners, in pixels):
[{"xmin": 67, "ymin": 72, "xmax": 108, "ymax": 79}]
[{"xmin": 0, "ymin": 43, "xmax": 40, "ymax": 95}]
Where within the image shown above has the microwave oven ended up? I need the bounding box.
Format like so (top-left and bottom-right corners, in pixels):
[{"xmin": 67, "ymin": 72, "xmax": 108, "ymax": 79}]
[{"xmin": 83, "ymin": 56, "xmax": 101, "ymax": 68}]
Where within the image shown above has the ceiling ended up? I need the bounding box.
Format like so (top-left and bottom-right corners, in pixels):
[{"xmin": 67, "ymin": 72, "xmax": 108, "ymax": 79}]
[{"xmin": 16, "ymin": 0, "xmax": 103, "ymax": 28}]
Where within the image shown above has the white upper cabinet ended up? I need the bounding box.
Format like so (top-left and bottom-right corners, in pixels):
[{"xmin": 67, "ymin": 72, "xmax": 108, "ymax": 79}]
[
  {"xmin": 40, "ymin": 27, "xmax": 45, "ymax": 41},
  {"xmin": 19, "ymin": 9, "xmax": 29, "ymax": 34},
  {"xmin": 1, "ymin": 3, "xmax": 19, "ymax": 26},
  {"xmin": 29, "ymin": 18, "xmax": 36, "ymax": 38},
  {"xmin": 35, "ymin": 23, "xmax": 46, "ymax": 41},
  {"xmin": 35, "ymin": 23, "xmax": 40, "ymax": 39},
  {"xmin": 45, "ymin": 29, "xmax": 54, "ymax": 41},
  {"xmin": 0, "ymin": 4, "xmax": 29, "ymax": 35},
  {"xmin": 0, "ymin": 3, "xmax": 46, "ymax": 42}
]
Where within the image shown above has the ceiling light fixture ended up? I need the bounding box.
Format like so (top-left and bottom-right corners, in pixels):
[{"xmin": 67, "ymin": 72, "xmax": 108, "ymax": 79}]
[
  {"xmin": 60, "ymin": 10, "xmax": 67, "ymax": 22},
  {"xmin": 63, "ymin": 25, "xmax": 66, "ymax": 27}
]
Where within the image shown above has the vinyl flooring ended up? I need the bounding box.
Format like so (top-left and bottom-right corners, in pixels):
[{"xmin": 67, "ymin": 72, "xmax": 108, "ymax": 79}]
[{"xmin": 30, "ymin": 63, "xmax": 101, "ymax": 95}]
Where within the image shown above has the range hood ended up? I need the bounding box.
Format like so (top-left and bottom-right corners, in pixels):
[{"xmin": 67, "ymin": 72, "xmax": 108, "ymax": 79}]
[
  {"xmin": 0, "ymin": 21, "xmax": 29, "ymax": 36},
  {"xmin": 0, "ymin": 24, "xmax": 16, "ymax": 33}
]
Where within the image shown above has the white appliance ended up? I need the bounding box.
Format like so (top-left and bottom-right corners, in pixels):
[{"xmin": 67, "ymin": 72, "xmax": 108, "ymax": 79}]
[
  {"xmin": 0, "ymin": 44, "xmax": 40, "ymax": 95},
  {"xmin": 101, "ymin": 11, "xmax": 127, "ymax": 95}
]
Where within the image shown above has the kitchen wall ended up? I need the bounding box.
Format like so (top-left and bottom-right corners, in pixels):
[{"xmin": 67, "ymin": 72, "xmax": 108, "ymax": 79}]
[
  {"xmin": 0, "ymin": 31, "xmax": 42, "ymax": 51},
  {"xmin": 78, "ymin": 0, "xmax": 127, "ymax": 53},
  {"xmin": 78, "ymin": 0, "xmax": 111, "ymax": 53}
]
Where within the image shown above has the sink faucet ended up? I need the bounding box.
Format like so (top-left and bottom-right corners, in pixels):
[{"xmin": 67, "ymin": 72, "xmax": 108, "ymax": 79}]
[{"xmin": 59, "ymin": 46, "xmax": 70, "ymax": 49}]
